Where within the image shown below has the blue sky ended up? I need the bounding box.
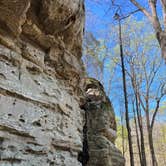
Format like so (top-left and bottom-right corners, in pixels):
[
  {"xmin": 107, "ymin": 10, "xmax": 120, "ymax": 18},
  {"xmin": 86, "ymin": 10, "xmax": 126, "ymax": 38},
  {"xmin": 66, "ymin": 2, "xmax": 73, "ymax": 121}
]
[
  {"xmin": 84, "ymin": 0, "xmax": 166, "ymax": 120},
  {"xmin": 85, "ymin": 0, "xmax": 163, "ymax": 37},
  {"xmin": 85, "ymin": 0, "xmax": 146, "ymax": 36}
]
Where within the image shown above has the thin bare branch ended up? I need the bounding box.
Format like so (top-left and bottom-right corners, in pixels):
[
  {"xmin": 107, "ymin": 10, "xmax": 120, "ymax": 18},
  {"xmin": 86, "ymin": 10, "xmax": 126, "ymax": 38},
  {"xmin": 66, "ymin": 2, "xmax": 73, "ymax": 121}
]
[
  {"xmin": 130, "ymin": 0, "xmax": 152, "ymax": 19},
  {"xmin": 149, "ymin": 0, "xmax": 162, "ymax": 32},
  {"xmin": 149, "ymin": 0, "xmax": 157, "ymax": 17},
  {"xmin": 151, "ymin": 83, "xmax": 166, "ymax": 128},
  {"xmin": 160, "ymin": 0, "xmax": 166, "ymax": 28}
]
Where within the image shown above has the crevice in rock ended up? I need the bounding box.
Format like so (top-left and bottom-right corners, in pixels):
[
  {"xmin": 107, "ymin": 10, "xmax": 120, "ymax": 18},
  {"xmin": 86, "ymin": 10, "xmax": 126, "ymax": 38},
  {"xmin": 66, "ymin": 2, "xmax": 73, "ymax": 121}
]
[
  {"xmin": 78, "ymin": 106, "xmax": 89, "ymax": 166},
  {"xmin": 0, "ymin": 125, "xmax": 35, "ymax": 139},
  {"xmin": 0, "ymin": 158, "xmax": 22, "ymax": 164},
  {"xmin": 25, "ymin": 148, "xmax": 46, "ymax": 155},
  {"xmin": 0, "ymin": 137, "xmax": 5, "ymax": 158}
]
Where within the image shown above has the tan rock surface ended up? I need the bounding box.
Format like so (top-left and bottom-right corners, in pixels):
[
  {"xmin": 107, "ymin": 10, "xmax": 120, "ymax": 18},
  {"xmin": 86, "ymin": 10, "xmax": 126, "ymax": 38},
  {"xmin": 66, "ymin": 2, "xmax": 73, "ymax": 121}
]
[{"xmin": 0, "ymin": 1, "xmax": 84, "ymax": 165}]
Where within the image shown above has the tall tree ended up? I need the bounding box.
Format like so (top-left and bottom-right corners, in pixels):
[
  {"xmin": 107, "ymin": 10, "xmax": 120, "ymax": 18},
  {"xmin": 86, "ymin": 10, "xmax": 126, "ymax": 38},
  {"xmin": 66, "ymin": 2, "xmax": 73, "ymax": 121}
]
[
  {"xmin": 132, "ymin": 100, "xmax": 142, "ymax": 165},
  {"xmin": 122, "ymin": 18, "xmax": 166, "ymax": 166},
  {"xmin": 129, "ymin": 62, "xmax": 147, "ymax": 166},
  {"xmin": 117, "ymin": 15, "xmax": 135, "ymax": 166},
  {"xmin": 111, "ymin": 17, "xmax": 166, "ymax": 165},
  {"xmin": 129, "ymin": 0, "xmax": 166, "ymax": 61}
]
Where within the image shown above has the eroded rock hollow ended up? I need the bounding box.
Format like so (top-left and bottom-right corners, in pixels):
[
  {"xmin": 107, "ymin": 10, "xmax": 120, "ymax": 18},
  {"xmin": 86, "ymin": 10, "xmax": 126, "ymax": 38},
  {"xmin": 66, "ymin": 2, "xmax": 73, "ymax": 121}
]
[{"xmin": 0, "ymin": 0, "xmax": 124, "ymax": 166}]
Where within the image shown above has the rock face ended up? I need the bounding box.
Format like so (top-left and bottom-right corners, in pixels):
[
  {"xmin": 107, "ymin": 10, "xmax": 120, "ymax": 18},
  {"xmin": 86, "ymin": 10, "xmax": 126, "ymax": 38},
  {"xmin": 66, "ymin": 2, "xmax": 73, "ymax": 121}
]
[
  {"xmin": 0, "ymin": 0, "xmax": 84, "ymax": 166},
  {"xmin": 0, "ymin": 1, "xmax": 124, "ymax": 166},
  {"xmin": 82, "ymin": 78, "xmax": 125, "ymax": 166}
]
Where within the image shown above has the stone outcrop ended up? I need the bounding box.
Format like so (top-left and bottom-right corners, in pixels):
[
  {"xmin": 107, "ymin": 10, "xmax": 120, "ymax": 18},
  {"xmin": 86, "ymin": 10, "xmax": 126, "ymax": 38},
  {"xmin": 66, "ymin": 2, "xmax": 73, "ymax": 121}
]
[
  {"xmin": 0, "ymin": 0, "xmax": 124, "ymax": 166},
  {"xmin": 82, "ymin": 78, "xmax": 125, "ymax": 166}
]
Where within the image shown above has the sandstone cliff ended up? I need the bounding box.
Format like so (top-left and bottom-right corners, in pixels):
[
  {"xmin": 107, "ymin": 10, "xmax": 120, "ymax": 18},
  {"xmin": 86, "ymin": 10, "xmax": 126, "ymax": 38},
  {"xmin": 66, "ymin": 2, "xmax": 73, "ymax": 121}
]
[{"xmin": 0, "ymin": 0, "xmax": 124, "ymax": 166}]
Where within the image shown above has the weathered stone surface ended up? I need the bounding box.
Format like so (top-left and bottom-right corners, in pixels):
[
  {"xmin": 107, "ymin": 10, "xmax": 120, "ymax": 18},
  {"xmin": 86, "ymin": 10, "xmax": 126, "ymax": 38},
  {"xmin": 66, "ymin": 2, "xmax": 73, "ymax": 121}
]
[
  {"xmin": 0, "ymin": 42, "xmax": 84, "ymax": 165},
  {"xmin": 83, "ymin": 78, "xmax": 125, "ymax": 166},
  {"xmin": 0, "ymin": 1, "xmax": 84, "ymax": 165},
  {"xmin": 0, "ymin": 0, "xmax": 30, "ymax": 36},
  {"xmin": 0, "ymin": 95, "xmax": 82, "ymax": 166},
  {"xmin": 39, "ymin": 0, "xmax": 85, "ymax": 58},
  {"xmin": 0, "ymin": 0, "xmax": 85, "ymax": 87}
]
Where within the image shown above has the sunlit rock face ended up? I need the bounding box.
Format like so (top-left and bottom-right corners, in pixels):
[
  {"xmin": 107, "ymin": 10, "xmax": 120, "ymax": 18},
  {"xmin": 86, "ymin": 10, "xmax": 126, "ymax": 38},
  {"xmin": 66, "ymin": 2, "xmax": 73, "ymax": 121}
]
[
  {"xmin": 0, "ymin": 0, "xmax": 84, "ymax": 58},
  {"xmin": 0, "ymin": 1, "xmax": 124, "ymax": 166},
  {"xmin": 83, "ymin": 78, "xmax": 125, "ymax": 166}
]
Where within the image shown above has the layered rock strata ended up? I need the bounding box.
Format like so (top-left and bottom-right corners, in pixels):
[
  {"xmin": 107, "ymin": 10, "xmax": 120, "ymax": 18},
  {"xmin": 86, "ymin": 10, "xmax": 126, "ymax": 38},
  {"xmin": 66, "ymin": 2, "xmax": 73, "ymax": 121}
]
[{"xmin": 0, "ymin": 0, "xmax": 84, "ymax": 165}]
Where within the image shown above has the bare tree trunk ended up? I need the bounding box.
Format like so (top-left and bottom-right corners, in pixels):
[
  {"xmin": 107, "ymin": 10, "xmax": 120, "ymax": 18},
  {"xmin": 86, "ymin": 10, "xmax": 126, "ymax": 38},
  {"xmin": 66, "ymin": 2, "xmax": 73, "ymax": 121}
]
[
  {"xmin": 133, "ymin": 103, "xmax": 142, "ymax": 165},
  {"xmin": 129, "ymin": 0, "xmax": 166, "ymax": 60},
  {"xmin": 149, "ymin": 92, "xmax": 165, "ymax": 166},
  {"xmin": 161, "ymin": 126, "xmax": 166, "ymax": 165},
  {"xmin": 130, "ymin": 64, "xmax": 147, "ymax": 166},
  {"xmin": 120, "ymin": 109, "xmax": 125, "ymax": 156},
  {"xmin": 118, "ymin": 18, "xmax": 135, "ymax": 166},
  {"xmin": 148, "ymin": 127, "xmax": 158, "ymax": 166},
  {"xmin": 156, "ymin": 31, "xmax": 166, "ymax": 61},
  {"xmin": 135, "ymin": 94, "xmax": 147, "ymax": 166},
  {"xmin": 145, "ymin": 101, "xmax": 158, "ymax": 166}
]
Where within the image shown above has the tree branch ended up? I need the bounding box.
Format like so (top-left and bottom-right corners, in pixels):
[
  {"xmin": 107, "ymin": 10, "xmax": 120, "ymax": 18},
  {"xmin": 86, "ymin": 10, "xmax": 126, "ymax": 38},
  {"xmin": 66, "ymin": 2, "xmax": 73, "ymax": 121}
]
[
  {"xmin": 151, "ymin": 98, "xmax": 160, "ymax": 129},
  {"xmin": 151, "ymin": 83, "xmax": 166, "ymax": 129},
  {"xmin": 130, "ymin": 0, "xmax": 152, "ymax": 19},
  {"xmin": 149, "ymin": 0, "xmax": 162, "ymax": 32},
  {"xmin": 138, "ymin": 93, "xmax": 146, "ymax": 112},
  {"xmin": 149, "ymin": 0, "xmax": 157, "ymax": 18},
  {"xmin": 130, "ymin": 0, "xmax": 162, "ymax": 32},
  {"xmin": 161, "ymin": 0, "xmax": 166, "ymax": 28}
]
